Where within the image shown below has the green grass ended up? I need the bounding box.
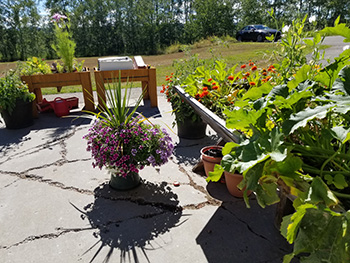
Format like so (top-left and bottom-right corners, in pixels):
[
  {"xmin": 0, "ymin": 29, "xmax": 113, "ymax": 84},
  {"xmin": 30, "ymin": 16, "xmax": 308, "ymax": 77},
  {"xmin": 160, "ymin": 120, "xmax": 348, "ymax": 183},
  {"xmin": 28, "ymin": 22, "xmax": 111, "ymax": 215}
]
[{"xmin": 0, "ymin": 40, "xmax": 332, "ymax": 95}]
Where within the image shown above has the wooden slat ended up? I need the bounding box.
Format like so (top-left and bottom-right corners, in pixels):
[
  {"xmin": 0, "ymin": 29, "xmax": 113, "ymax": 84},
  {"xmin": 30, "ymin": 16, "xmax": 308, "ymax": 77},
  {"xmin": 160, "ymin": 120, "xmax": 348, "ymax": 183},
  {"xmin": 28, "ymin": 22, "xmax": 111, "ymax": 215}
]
[{"xmin": 174, "ymin": 86, "xmax": 240, "ymax": 143}]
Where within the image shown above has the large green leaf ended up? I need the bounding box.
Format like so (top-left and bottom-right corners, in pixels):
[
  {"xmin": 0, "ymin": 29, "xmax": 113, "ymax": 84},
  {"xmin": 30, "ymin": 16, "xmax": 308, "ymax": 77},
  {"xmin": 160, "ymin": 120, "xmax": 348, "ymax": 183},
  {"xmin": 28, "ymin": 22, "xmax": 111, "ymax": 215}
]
[
  {"xmin": 320, "ymin": 23, "xmax": 350, "ymax": 42},
  {"xmin": 282, "ymin": 104, "xmax": 334, "ymax": 134},
  {"xmin": 242, "ymin": 82, "xmax": 273, "ymax": 101},
  {"xmin": 304, "ymin": 177, "xmax": 339, "ymax": 207},
  {"xmin": 332, "ymin": 65, "xmax": 350, "ymax": 95},
  {"xmin": 287, "ymin": 64, "xmax": 312, "ymax": 90}
]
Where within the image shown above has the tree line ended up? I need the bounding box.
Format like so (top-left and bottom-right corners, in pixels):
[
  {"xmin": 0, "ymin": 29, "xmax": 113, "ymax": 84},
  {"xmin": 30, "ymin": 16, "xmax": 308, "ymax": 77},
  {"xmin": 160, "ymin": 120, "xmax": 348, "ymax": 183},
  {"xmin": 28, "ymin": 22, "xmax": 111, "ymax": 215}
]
[{"xmin": 1, "ymin": 0, "xmax": 349, "ymax": 62}]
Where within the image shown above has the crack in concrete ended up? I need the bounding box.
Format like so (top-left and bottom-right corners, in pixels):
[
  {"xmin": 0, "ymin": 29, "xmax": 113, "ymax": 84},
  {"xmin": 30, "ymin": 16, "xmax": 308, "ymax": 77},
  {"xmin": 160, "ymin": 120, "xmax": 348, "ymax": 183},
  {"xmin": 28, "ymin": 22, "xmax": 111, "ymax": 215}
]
[
  {"xmin": 177, "ymin": 165, "xmax": 221, "ymax": 208},
  {"xmin": 2, "ymin": 209, "xmax": 176, "ymax": 250},
  {"xmin": 2, "ymin": 227, "xmax": 93, "ymax": 249}
]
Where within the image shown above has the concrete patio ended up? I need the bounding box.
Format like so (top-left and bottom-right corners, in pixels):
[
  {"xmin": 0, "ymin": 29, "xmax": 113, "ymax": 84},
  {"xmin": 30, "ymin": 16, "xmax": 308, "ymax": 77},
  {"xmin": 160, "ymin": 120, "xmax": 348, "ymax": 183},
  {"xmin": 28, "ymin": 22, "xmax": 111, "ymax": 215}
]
[{"xmin": 0, "ymin": 88, "xmax": 294, "ymax": 263}]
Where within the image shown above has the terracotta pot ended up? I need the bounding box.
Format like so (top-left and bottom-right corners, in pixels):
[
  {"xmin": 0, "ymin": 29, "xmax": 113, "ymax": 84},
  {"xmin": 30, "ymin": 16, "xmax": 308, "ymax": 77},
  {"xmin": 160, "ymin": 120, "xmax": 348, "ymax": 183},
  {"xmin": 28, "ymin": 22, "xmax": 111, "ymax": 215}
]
[
  {"xmin": 200, "ymin": 146, "xmax": 223, "ymax": 177},
  {"xmin": 224, "ymin": 171, "xmax": 251, "ymax": 198}
]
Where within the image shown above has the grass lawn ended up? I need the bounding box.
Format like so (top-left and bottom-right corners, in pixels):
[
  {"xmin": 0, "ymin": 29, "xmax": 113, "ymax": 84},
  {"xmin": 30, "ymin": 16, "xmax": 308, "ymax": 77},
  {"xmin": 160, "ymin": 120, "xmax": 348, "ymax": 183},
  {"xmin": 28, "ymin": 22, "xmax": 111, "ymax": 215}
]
[{"xmin": 0, "ymin": 41, "xmax": 330, "ymax": 95}]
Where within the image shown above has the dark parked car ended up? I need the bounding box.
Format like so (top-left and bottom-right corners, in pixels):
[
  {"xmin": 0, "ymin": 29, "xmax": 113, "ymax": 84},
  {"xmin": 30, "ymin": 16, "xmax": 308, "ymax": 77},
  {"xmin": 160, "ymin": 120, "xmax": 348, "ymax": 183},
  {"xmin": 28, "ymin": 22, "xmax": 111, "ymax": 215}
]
[{"xmin": 236, "ymin": 25, "xmax": 281, "ymax": 42}]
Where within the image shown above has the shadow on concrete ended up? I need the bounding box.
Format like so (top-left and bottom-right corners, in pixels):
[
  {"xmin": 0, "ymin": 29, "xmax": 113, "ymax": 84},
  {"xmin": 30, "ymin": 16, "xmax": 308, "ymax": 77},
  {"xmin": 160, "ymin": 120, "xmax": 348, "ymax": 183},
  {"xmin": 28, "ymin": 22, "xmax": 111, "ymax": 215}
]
[
  {"xmin": 74, "ymin": 181, "xmax": 183, "ymax": 263},
  {"xmin": 0, "ymin": 111, "xmax": 91, "ymax": 149},
  {"xmin": 196, "ymin": 182, "xmax": 295, "ymax": 263},
  {"xmin": 173, "ymin": 134, "xmax": 220, "ymax": 166}
]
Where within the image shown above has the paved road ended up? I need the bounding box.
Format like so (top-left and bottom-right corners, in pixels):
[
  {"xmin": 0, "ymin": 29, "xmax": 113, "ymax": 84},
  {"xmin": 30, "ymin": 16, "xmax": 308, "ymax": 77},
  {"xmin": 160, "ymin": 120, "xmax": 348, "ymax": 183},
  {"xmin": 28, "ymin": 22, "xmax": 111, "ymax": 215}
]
[{"xmin": 317, "ymin": 36, "xmax": 349, "ymax": 65}]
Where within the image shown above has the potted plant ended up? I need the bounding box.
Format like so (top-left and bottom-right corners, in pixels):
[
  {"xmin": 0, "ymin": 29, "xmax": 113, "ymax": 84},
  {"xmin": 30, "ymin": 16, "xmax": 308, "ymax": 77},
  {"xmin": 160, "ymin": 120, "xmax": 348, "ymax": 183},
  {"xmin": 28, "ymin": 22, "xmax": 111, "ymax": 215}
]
[
  {"xmin": 160, "ymin": 52, "xmax": 215, "ymax": 139},
  {"xmin": 84, "ymin": 76, "xmax": 174, "ymax": 190},
  {"xmin": 0, "ymin": 70, "xmax": 35, "ymax": 129},
  {"xmin": 200, "ymin": 145, "xmax": 223, "ymax": 177},
  {"xmin": 20, "ymin": 14, "xmax": 94, "ymax": 118}
]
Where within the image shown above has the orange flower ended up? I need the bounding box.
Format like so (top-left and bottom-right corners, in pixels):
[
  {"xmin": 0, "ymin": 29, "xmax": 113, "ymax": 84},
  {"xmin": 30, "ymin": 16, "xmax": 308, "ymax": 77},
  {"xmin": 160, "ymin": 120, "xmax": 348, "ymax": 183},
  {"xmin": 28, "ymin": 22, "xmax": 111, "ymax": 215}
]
[
  {"xmin": 212, "ymin": 82, "xmax": 216, "ymax": 86},
  {"xmin": 160, "ymin": 89, "xmax": 165, "ymax": 93},
  {"xmin": 228, "ymin": 76, "xmax": 234, "ymax": 81},
  {"xmin": 245, "ymin": 72, "xmax": 250, "ymax": 77},
  {"xmin": 208, "ymin": 78, "xmax": 213, "ymax": 82},
  {"xmin": 262, "ymin": 79, "xmax": 267, "ymax": 83},
  {"xmin": 171, "ymin": 72, "xmax": 174, "ymax": 75},
  {"xmin": 249, "ymin": 62, "xmax": 254, "ymax": 66},
  {"xmin": 262, "ymin": 72, "xmax": 267, "ymax": 76},
  {"xmin": 249, "ymin": 82, "xmax": 256, "ymax": 86},
  {"xmin": 267, "ymin": 68, "xmax": 272, "ymax": 72},
  {"xmin": 212, "ymin": 85, "xmax": 219, "ymax": 90},
  {"xmin": 203, "ymin": 87, "xmax": 208, "ymax": 91},
  {"xmin": 236, "ymin": 76, "xmax": 240, "ymax": 80},
  {"xmin": 240, "ymin": 64, "xmax": 246, "ymax": 69},
  {"xmin": 266, "ymin": 76, "xmax": 271, "ymax": 80},
  {"xmin": 251, "ymin": 66, "xmax": 257, "ymax": 71},
  {"xmin": 166, "ymin": 77, "xmax": 170, "ymax": 81}
]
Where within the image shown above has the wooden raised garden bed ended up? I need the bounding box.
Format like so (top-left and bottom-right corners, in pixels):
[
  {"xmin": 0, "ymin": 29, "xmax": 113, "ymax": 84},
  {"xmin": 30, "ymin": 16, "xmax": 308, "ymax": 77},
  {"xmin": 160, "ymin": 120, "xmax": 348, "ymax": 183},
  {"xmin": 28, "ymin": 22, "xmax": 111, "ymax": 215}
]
[{"xmin": 21, "ymin": 71, "xmax": 94, "ymax": 118}]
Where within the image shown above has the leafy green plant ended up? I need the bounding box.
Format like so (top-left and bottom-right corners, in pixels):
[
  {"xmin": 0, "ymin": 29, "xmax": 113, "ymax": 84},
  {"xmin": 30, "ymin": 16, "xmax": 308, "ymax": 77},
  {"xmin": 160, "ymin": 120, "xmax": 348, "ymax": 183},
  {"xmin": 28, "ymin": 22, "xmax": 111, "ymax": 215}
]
[
  {"xmin": 160, "ymin": 50, "xmax": 218, "ymax": 126},
  {"xmin": 51, "ymin": 13, "xmax": 78, "ymax": 73},
  {"xmin": 18, "ymin": 57, "xmax": 52, "ymax": 76},
  {"xmin": 207, "ymin": 18, "xmax": 350, "ymax": 263},
  {"xmin": 183, "ymin": 60, "xmax": 278, "ymax": 121},
  {"xmin": 0, "ymin": 70, "xmax": 35, "ymax": 114},
  {"xmin": 268, "ymin": 10, "xmax": 324, "ymax": 84}
]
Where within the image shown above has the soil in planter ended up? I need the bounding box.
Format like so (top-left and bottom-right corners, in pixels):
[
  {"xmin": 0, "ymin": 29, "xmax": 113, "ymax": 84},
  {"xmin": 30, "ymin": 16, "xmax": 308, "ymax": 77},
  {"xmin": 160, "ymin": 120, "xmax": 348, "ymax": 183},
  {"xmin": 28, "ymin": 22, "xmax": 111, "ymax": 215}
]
[{"xmin": 204, "ymin": 148, "xmax": 223, "ymax": 158}]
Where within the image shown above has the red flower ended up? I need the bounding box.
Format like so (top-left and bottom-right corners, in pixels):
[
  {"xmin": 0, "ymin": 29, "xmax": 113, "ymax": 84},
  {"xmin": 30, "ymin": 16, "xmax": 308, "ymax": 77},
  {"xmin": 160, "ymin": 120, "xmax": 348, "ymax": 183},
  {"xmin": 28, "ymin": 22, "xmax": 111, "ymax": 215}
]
[
  {"xmin": 249, "ymin": 62, "xmax": 254, "ymax": 66},
  {"xmin": 262, "ymin": 72, "xmax": 267, "ymax": 76},
  {"xmin": 212, "ymin": 85, "xmax": 219, "ymax": 90},
  {"xmin": 208, "ymin": 78, "xmax": 213, "ymax": 82},
  {"xmin": 160, "ymin": 89, "xmax": 165, "ymax": 93},
  {"xmin": 228, "ymin": 76, "xmax": 234, "ymax": 81},
  {"xmin": 249, "ymin": 82, "xmax": 256, "ymax": 86},
  {"xmin": 245, "ymin": 72, "xmax": 250, "ymax": 77},
  {"xmin": 203, "ymin": 87, "xmax": 208, "ymax": 91},
  {"xmin": 240, "ymin": 64, "xmax": 246, "ymax": 69},
  {"xmin": 251, "ymin": 66, "xmax": 257, "ymax": 71},
  {"xmin": 166, "ymin": 78, "xmax": 170, "ymax": 81},
  {"xmin": 267, "ymin": 68, "xmax": 273, "ymax": 72},
  {"xmin": 199, "ymin": 90, "xmax": 209, "ymax": 97},
  {"xmin": 212, "ymin": 82, "xmax": 216, "ymax": 86}
]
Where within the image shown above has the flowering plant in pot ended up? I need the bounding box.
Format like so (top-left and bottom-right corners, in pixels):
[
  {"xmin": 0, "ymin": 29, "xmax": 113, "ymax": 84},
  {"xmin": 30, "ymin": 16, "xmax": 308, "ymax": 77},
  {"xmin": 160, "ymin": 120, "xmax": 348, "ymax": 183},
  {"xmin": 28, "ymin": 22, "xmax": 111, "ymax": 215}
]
[
  {"xmin": 183, "ymin": 60, "xmax": 278, "ymax": 121},
  {"xmin": 0, "ymin": 70, "xmax": 35, "ymax": 129},
  {"xmin": 161, "ymin": 52, "xmax": 219, "ymax": 139},
  {"xmin": 84, "ymin": 75, "xmax": 174, "ymax": 190}
]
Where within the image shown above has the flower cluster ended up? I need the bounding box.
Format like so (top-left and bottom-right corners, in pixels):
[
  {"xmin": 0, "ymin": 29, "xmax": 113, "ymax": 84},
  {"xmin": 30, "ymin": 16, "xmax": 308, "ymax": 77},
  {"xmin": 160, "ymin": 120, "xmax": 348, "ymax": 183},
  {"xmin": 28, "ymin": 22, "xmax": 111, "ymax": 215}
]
[
  {"xmin": 182, "ymin": 60, "xmax": 278, "ymax": 119},
  {"xmin": 83, "ymin": 116, "xmax": 174, "ymax": 178}
]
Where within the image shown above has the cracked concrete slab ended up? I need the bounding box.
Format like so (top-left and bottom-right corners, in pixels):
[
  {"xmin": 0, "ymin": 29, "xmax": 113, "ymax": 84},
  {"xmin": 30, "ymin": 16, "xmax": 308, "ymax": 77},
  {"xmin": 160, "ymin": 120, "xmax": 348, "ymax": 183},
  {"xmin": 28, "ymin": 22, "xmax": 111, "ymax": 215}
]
[{"xmin": 0, "ymin": 88, "xmax": 295, "ymax": 262}]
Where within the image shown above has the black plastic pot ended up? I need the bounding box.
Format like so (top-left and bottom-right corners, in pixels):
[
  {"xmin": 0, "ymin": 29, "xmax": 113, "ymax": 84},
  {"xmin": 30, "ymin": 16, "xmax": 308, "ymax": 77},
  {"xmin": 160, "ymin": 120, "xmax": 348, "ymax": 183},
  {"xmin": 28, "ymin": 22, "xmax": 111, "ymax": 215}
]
[
  {"xmin": 1, "ymin": 100, "xmax": 34, "ymax": 129},
  {"xmin": 177, "ymin": 116, "xmax": 207, "ymax": 139}
]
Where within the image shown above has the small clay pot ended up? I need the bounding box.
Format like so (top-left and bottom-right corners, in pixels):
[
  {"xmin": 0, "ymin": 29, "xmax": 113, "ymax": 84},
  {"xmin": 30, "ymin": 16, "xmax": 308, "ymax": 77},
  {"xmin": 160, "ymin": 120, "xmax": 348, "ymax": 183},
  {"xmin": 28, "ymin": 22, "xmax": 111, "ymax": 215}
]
[
  {"xmin": 200, "ymin": 146, "xmax": 223, "ymax": 177},
  {"xmin": 224, "ymin": 171, "xmax": 251, "ymax": 198}
]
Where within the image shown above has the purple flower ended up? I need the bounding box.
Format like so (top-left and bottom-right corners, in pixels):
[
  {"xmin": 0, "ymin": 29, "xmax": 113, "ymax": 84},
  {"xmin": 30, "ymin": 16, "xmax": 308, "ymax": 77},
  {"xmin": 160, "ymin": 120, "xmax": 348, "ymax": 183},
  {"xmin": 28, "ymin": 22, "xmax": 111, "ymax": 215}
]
[{"xmin": 51, "ymin": 13, "xmax": 67, "ymax": 22}]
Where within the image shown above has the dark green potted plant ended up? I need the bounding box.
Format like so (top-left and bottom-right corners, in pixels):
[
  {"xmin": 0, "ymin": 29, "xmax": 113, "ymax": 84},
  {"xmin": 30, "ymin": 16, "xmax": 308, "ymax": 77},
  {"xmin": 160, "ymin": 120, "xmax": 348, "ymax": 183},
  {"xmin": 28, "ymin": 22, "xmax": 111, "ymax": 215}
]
[
  {"xmin": 0, "ymin": 70, "xmax": 35, "ymax": 129},
  {"xmin": 161, "ymin": 52, "xmax": 216, "ymax": 139}
]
